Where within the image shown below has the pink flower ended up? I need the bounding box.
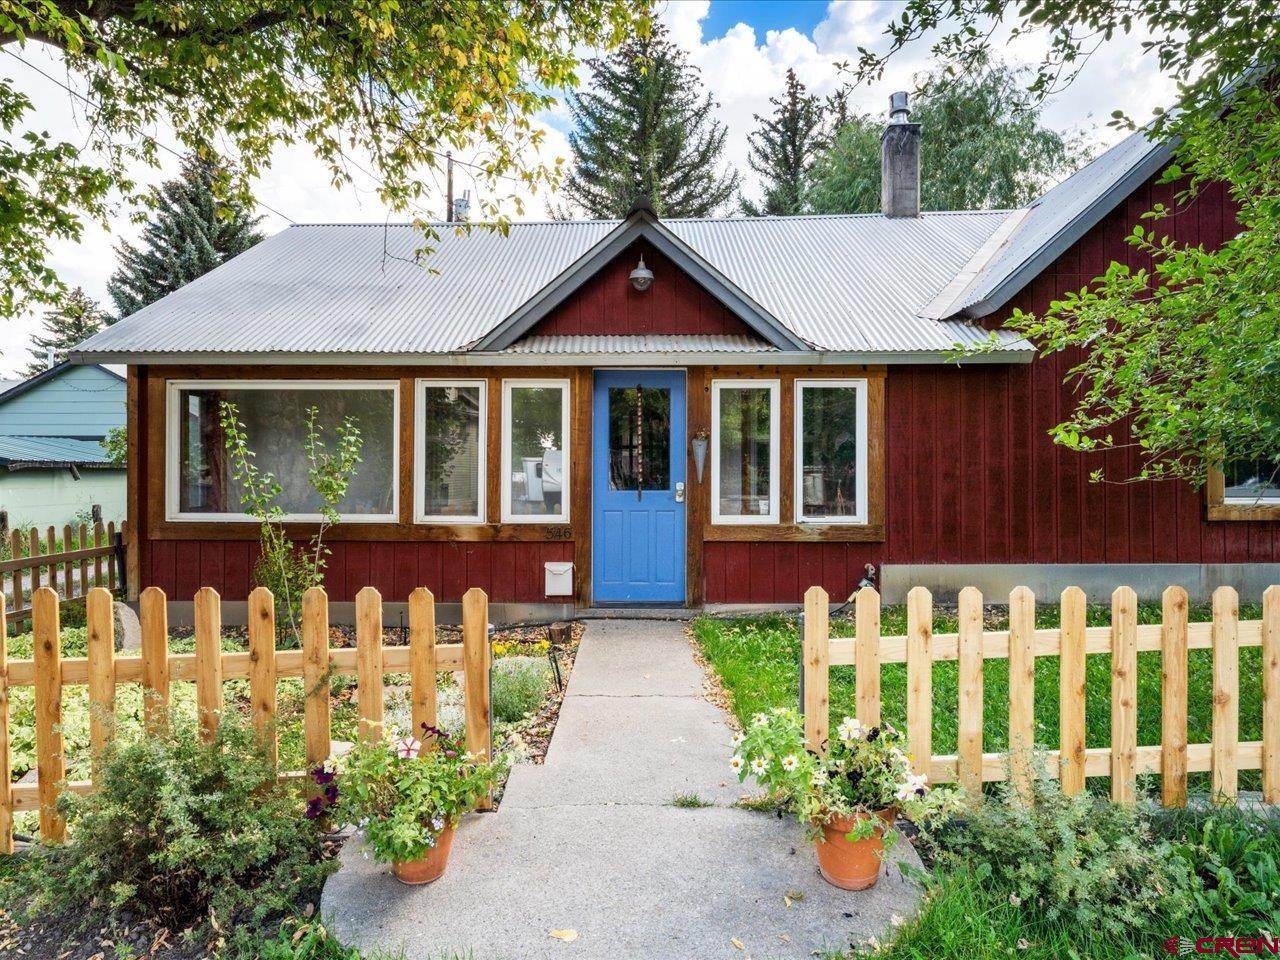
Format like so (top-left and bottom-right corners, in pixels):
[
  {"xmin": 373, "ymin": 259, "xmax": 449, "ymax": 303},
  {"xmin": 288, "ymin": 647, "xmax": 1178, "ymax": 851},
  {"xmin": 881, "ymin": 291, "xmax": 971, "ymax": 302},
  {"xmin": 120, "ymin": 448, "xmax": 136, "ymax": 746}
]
[{"xmin": 396, "ymin": 736, "xmax": 422, "ymax": 759}]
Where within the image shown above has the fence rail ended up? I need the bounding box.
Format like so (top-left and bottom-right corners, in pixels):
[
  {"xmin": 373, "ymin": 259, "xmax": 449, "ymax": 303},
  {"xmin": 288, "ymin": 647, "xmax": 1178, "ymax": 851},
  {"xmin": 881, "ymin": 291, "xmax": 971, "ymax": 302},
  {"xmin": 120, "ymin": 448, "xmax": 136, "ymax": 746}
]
[
  {"xmin": 801, "ymin": 584, "xmax": 1280, "ymax": 808},
  {"xmin": 0, "ymin": 583, "xmax": 494, "ymax": 852},
  {"xmin": 1, "ymin": 521, "xmax": 122, "ymax": 622}
]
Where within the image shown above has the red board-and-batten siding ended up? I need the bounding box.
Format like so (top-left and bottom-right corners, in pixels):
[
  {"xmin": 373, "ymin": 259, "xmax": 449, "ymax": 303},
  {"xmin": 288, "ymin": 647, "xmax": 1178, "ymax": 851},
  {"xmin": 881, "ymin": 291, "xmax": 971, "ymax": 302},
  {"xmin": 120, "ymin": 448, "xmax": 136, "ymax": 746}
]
[{"xmin": 143, "ymin": 175, "xmax": 1266, "ymax": 606}]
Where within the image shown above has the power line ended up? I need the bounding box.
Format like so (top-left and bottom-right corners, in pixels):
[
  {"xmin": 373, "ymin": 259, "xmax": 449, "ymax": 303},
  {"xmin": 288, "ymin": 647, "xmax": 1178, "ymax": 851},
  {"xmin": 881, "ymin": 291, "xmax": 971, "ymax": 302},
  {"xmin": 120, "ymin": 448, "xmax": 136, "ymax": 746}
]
[{"xmin": 4, "ymin": 47, "xmax": 298, "ymax": 224}]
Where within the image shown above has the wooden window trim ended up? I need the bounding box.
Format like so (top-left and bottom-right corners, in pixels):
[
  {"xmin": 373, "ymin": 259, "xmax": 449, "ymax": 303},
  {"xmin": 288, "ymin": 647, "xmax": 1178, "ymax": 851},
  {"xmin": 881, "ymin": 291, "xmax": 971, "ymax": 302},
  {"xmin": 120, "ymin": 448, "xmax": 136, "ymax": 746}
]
[
  {"xmin": 1206, "ymin": 465, "xmax": 1280, "ymax": 521},
  {"xmin": 413, "ymin": 378, "xmax": 487, "ymax": 524}
]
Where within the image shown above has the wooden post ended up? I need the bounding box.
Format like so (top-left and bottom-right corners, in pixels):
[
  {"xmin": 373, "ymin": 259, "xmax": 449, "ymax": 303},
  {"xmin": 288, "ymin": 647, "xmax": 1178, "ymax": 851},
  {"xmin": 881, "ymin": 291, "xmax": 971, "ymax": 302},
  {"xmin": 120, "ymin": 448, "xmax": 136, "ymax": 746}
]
[
  {"xmin": 1110, "ymin": 586, "xmax": 1138, "ymax": 804},
  {"xmin": 1161, "ymin": 585, "xmax": 1189, "ymax": 807},
  {"xmin": 906, "ymin": 586, "xmax": 933, "ymax": 778},
  {"xmin": 248, "ymin": 587, "xmax": 278, "ymax": 767},
  {"xmin": 32, "ymin": 587, "xmax": 65, "ymax": 841},
  {"xmin": 1211, "ymin": 585, "xmax": 1239, "ymax": 803},
  {"xmin": 1008, "ymin": 585, "xmax": 1036, "ymax": 802},
  {"xmin": 86, "ymin": 587, "xmax": 116, "ymax": 777},
  {"xmin": 1264, "ymin": 585, "xmax": 1280, "ymax": 804},
  {"xmin": 194, "ymin": 587, "xmax": 224, "ymax": 741},
  {"xmin": 302, "ymin": 587, "xmax": 332, "ymax": 768},
  {"xmin": 1059, "ymin": 586, "xmax": 1087, "ymax": 795},
  {"xmin": 0, "ymin": 594, "xmax": 12, "ymax": 854},
  {"xmin": 356, "ymin": 587, "xmax": 384, "ymax": 743},
  {"xmin": 410, "ymin": 588, "xmax": 439, "ymax": 739},
  {"xmin": 462, "ymin": 587, "xmax": 492, "ymax": 809},
  {"xmin": 802, "ymin": 586, "xmax": 830, "ymax": 754},
  {"xmin": 957, "ymin": 586, "xmax": 984, "ymax": 799},
  {"xmin": 139, "ymin": 586, "xmax": 170, "ymax": 732},
  {"xmin": 855, "ymin": 587, "xmax": 881, "ymax": 728}
]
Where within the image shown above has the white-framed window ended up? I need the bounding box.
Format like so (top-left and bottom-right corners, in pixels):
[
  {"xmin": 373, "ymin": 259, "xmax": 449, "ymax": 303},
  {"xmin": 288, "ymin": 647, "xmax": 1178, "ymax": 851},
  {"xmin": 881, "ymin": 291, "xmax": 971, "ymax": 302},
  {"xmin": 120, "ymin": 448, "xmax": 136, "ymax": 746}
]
[
  {"xmin": 794, "ymin": 379, "xmax": 869, "ymax": 525},
  {"xmin": 165, "ymin": 380, "xmax": 400, "ymax": 522},
  {"xmin": 500, "ymin": 378, "xmax": 571, "ymax": 524},
  {"xmin": 1222, "ymin": 456, "xmax": 1280, "ymax": 504},
  {"xmin": 414, "ymin": 379, "xmax": 486, "ymax": 523},
  {"xmin": 711, "ymin": 379, "xmax": 780, "ymax": 524}
]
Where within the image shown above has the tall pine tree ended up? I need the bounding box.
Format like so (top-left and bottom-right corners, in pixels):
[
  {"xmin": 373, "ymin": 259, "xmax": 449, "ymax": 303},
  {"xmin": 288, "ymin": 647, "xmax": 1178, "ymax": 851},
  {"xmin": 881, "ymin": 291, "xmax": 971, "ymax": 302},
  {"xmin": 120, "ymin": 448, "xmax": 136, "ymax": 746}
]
[
  {"xmin": 741, "ymin": 70, "xmax": 828, "ymax": 216},
  {"xmin": 108, "ymin": 155, "xmax": 264, "ymax": 319},
  {"xmin": 24, "ymin": 287, "xmax": 107, "ymax": 375},
  {"xmin": 561, "ymin": 23, "xmax": 738, "ymax": 218}
]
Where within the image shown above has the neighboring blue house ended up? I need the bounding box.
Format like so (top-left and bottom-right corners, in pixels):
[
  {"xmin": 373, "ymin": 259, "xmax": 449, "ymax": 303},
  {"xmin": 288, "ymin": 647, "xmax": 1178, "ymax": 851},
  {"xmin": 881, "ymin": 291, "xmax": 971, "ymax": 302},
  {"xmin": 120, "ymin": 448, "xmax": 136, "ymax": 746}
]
[{"xmin": 0, "ymin": 362, "xmax": 126, "ymax": 528}]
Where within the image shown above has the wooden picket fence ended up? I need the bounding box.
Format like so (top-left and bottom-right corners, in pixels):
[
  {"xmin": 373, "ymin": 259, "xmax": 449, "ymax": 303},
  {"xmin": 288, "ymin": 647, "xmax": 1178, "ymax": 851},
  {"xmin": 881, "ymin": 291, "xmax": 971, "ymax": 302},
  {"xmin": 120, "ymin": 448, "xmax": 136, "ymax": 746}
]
[
  {"xmin": 0, "ymin": 583, "xmax": 493, "ymax": 851},
  {"xmin": 1, "ymin": 520, "xmax": 122, "ymax": 623},
  {"xmin": 801, "ymin": 584, "xmax": 1280, "ymax": 807}
]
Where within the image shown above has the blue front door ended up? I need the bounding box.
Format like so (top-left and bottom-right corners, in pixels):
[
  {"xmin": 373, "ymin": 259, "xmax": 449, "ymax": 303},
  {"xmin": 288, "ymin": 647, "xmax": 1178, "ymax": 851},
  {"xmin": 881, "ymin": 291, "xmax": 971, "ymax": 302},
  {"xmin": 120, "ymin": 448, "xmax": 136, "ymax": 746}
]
[{"xmin": 592, "ymin": 370, "xmax": 686, "ymax": 603}]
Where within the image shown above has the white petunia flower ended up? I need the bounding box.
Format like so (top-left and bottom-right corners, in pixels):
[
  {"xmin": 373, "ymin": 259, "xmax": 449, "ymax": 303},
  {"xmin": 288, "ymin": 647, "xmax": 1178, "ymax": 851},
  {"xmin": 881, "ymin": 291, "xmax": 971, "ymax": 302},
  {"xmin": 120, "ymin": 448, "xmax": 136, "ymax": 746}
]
[
  {"xmin": 752, "ymin": 713, "xmax": 769, "ymax": 728},
  {"xmin": 838, "ymin": 717, "xmax": 863, "ymax": 742},
  {"xmin": 395, "ymin": 736, "xmax": 421, "ymax": 759},
  {"xmin": 811, "ymin": 768, "xmax": 828, "ymax": 786},
  {"xmin": 780, "ymin": 754, "xmax": 799, "ymax": 772},
  {"xmin": 729, "ymin": 755, "xmax": 745, "ymax": 772},
  {"xmin": 750, "ymin": 757, "xmax": 768, "ymax": 775}
]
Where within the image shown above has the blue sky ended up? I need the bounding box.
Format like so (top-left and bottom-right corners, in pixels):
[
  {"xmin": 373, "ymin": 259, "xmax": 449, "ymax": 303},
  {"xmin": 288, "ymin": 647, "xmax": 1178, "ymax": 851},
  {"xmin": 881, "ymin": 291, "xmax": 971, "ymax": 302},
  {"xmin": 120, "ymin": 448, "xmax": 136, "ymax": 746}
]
[{"xmin": 701, "ymin": 0, "xmax": 831, "ymax": 38}]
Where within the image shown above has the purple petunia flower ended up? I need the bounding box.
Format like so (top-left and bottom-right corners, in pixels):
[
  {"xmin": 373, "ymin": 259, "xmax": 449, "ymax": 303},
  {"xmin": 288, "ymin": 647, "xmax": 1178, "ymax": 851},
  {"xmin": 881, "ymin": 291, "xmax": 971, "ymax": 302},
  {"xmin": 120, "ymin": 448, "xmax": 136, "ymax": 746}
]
[
  {"xmin": 324, "ymin": 784, "xmax": 339, "ymax": 805},
  {"xmin": 313, "ymin": 766, "xmax": 336, "ymax": 786},
  {"xmin": 304, "ymin": 797, "xmax": 324, "ymax": 819}
]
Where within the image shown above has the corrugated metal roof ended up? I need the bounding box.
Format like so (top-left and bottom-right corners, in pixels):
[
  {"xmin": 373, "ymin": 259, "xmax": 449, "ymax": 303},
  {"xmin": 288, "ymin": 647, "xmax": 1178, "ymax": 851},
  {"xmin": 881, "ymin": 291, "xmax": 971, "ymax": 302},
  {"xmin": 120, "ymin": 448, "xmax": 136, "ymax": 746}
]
[
  {"xmin": 0, "ymin": 435, "xmax": 116, "ymax": 466},
  {"xmin": 948, "ymin": 128, "xmax": 1169, "ymax": 318},
  {"xmin": 503, "ymin": 334, "xmax": 775, "ymax": 354},
  {"xmin": 74, "ymin": 212, "xmax": 1029, "ymax": 358}
]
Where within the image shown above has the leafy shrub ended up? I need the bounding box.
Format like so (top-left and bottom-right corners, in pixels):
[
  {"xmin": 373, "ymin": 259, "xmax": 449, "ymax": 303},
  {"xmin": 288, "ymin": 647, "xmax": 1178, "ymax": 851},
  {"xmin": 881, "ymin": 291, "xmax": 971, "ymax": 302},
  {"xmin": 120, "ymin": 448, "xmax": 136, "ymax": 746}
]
[
  {"xmin": 491, "ymin": 655, "xmax": 552, "ymax": 722},
  {"xmin": 31, "ymin": 714, "xmax": 331, "ymax": 933},
  {"xmin": 1158, "ymin": 805, "xmax": 1280, "ymax": 934},
  {"xmin": 929, "ymin": 777, "xmax": 1193, "ymax": 940}
]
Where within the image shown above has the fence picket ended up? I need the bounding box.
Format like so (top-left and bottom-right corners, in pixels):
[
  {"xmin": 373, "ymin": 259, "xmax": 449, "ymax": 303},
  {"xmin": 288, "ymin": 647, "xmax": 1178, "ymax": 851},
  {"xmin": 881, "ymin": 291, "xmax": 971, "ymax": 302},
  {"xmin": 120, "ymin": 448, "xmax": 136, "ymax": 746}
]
[
  {"xmin": 462, "ymin": 587, "xmax": 493, "ymax": 809},
  {"xmin": 803, "ymin": 586, "xmax": 830, "ymax": 754},
  {"xmin": 46, "ymin": 527, "xmax": 56, "ymax": 593},
  {"xmin": 93, "ymin": 522, "xmax": 104, "ymax": 586},
  {"xmin": 248, "ymin": 587, "xmax": 278, "ymax": 766},
  {"xmin": 302, "ymin": 588, "xmax": 331, "ymax": 767},
  {"xmin": 194, "ymin": 587, "xmax": 224, "ymax": 741},
  {"xmin": 356, "ymin": 587, "xmax": 384, "ymax": 743},
  {"xmin": 1212, "ymin": 586, "xmax": 1240, "ymax": 802},
  {"xmin": 1265, "ymin": 586, "xmax": 1280, "ymax": 804},
  {"xmin": 1161, "ymin": 585, "xmax": 1190, "ymax": 807},
  {"xmin": 86, "ymin": 587, "xmax": 116, "ymax": 776},
  {"xmin": 27, "ymin": 529, "xmax": 39, "ymax": 590},
  {"xmin": 1008, "ymin": 586, "xmax": 1036, "ymax": 801},
  {"xmin": 77, "ymin": 522, "xmax": 89, "ymax": 597},
  {"xmin": 32, "ymin": 587, "xmax": 65, "ymax": 841},
  {"xmin": 410, "ymin": 588, "xmax": 439, "ymax": 739},
  {"xmin": 855, "ymin": 587, "xmax": 881, "ymax": 728},
  {"xmin": 906, "ymin": 586, "xmax": 933, "ymax": 779},
  {"xmin": 139, "ymin": 587, "xmax": 170, "ymax": 731},
  {"xmin": 957, "ymin": 587, "xmax": 984, "ymax": 798},
  {"xmin": 62, "ymin": 524, "xmax": 73, "ymax": 594},
  {"xmin": 1110, "ymin": 586, "xmax": 1139, "ymax": 804},
  {"xmin": 1059, "ymin": 586, "xmax": 1087, "ymax": 795},
  {"xmin": 0, "ymin": 594, "xmax": 11, "ymax": 854},
  {"xmin": 106, "ymin": 521, "xmax": 116, "ymax": 589}
]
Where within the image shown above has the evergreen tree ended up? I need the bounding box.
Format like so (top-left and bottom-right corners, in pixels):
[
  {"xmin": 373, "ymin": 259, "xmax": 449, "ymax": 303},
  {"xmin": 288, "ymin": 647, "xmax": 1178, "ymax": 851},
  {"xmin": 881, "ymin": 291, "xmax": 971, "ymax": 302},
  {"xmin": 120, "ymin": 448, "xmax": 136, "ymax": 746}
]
[
  {"xmin": 108, "ymin": 156, "xmax": 264, "ymax": 318},
  {"xmin": 741, "ymin": 69, "xmax": 827, "ymax": 216},
  {"xmin": 24, "ymin": 287, "xmax": 107, "ymax": 376},
  {"xmin": 807, "ymin": 60, "xmax": 1085, "ymax": 215},
  {"xmin": 562, "ymin": 22, "xmax": 738, "ymax": 218}
]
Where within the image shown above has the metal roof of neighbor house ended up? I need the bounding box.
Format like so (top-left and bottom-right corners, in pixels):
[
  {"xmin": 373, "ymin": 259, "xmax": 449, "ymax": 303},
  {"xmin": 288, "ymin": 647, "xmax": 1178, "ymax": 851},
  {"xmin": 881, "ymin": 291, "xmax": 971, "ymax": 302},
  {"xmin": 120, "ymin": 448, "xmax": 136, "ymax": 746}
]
[
  {"xmin": 0, "ymin": 435, "xmax": 118, "ymax": 467},
  {"xmin": 503, "ymin": 334, "xmax": 776, "ymax": 354},
  {"xmin": 72, "ymin": 211, "xmax": 1030, "ymax": 360},
  {"xmin": 941, "ymin": 127, "xmax": 1171, "ymax": 319}
]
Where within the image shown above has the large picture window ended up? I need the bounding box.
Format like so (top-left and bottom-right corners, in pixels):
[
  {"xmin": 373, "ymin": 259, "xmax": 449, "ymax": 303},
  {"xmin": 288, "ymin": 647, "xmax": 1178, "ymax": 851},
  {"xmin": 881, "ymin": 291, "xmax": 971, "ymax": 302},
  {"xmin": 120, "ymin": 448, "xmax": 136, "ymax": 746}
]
[
  {"xmin": 711, "ymin": 379, "xmax": 779, "ymax": 524},
  {"xmin": 501, "ymin": 379, "xmax": 570, "ymax": 523},
  {"xmin": 166, "ymin": 380, "xmax": 398, "ymax": 521},
  {"xmin": 415, "ymin": 380, "xmax": 485, "ymax": 523},
  {"xmin": 1222, "ymin": 456, "xmax": 1280, "ymax": 504},
  {"xmin": 795, "ymin": 379, "xmax": 868, "ymax": 524}
]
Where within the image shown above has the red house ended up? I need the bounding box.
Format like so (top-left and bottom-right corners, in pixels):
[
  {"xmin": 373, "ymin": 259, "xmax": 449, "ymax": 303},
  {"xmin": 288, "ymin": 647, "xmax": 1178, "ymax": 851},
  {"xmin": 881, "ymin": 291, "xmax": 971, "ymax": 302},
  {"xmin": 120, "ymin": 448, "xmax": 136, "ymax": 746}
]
[{"xmin": 72, "ymin": 96, "xmax": 1280, "ymax": 621}]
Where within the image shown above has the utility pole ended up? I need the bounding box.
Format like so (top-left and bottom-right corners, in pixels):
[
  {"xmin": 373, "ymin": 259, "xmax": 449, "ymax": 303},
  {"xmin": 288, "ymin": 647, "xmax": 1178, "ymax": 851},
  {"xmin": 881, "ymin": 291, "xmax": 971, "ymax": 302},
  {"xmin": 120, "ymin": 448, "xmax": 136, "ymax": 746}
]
[{"xmin": 446, "ymin": 151, "xmax": 454, "ymax": 222}]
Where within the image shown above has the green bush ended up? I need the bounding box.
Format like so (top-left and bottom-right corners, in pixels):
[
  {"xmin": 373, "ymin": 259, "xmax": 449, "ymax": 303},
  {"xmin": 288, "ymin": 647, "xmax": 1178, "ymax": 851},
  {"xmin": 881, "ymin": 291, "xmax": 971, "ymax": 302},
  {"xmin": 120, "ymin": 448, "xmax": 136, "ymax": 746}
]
[
  {"xmin": 929, "ymin": 777, "xmax": 1193, "ymax": 941},
  {"xmin": 491, "ymin": 655, "xmax": 552, "ymax": 723},
  {"xmin": 30, "ymin": 714, "xmax": 332, "ymax": 935}
]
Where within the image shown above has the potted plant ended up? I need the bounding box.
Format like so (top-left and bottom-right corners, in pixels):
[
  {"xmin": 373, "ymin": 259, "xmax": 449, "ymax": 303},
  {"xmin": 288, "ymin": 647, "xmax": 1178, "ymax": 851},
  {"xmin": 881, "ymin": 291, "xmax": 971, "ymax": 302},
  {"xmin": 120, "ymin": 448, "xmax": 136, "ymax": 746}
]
[
  {"xmin": 334, "ymin": 724, "xmax": 503, "ymax": 885},
  {"xmin": 732, "ymin": 708, "xmax": 958, "ymax": 890}
]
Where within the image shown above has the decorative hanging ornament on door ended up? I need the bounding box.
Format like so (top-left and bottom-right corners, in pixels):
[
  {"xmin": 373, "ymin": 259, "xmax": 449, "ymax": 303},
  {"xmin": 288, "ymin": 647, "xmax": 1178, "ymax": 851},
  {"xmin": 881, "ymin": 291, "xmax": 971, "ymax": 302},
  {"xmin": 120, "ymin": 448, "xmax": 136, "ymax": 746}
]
[{"xmin": 635, "ymin": 384, "xmax": 644, "ymax": 500}]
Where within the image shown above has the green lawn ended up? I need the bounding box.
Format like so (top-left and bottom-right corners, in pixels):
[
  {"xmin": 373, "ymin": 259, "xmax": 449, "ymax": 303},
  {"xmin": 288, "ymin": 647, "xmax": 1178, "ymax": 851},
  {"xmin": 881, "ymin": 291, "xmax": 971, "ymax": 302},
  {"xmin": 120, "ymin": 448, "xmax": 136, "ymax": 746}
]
[{"xmin": 691, "ymin": 601, "xmax": 1266, "ymax": 793}]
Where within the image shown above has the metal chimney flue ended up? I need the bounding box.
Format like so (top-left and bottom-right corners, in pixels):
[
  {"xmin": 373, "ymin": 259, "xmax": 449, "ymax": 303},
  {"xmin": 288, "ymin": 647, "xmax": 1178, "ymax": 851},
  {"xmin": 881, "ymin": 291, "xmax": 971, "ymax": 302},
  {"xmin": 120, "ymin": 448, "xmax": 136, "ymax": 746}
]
[{"xmin": 881, "ymin": 91, "xmax": 921, "ymax": 217}]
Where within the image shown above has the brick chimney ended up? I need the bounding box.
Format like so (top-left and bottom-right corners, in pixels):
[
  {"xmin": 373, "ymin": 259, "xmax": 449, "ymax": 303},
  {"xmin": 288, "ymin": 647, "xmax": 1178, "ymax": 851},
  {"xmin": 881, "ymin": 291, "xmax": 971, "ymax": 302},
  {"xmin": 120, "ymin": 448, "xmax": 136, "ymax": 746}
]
[{"xmin": 881, "ymin": 91, "xmax": 920, "ymax": 218}]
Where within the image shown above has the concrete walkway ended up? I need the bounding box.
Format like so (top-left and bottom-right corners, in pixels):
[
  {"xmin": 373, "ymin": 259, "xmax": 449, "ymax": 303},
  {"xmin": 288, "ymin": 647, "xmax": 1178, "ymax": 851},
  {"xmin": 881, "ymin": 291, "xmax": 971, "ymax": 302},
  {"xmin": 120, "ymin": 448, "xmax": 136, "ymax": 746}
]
[{"xmin": 322, "ymin": 621, "xmax": 921, "ymax": 960}]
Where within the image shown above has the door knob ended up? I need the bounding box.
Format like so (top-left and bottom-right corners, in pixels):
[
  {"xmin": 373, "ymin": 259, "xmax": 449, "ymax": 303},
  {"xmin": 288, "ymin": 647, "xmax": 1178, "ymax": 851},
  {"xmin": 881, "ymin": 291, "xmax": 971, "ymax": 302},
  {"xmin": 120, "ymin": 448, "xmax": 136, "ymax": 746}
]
[{"xmin": 675, "ymin": 482, "xmax": 685, "ymax": 503}]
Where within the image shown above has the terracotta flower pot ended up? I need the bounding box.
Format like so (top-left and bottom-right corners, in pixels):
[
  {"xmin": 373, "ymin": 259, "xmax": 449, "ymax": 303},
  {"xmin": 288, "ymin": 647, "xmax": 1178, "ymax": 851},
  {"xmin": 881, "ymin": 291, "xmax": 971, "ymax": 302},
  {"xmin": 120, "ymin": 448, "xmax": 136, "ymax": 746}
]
[
  {"xmin": 391, "ymin": 824, "xmax": 456, "ymax": 885},
  {"xmin": 813, "ymin": 808, "xmax": 896, "ymax": 891}
]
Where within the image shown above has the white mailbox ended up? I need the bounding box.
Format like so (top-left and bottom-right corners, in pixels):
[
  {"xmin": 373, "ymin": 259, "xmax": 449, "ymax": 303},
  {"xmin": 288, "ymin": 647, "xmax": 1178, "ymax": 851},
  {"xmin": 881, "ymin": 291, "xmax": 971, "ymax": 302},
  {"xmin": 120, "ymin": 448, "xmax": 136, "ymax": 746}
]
[{"xmin": 544, "ymin": 561, "xmax": 574, "ymax": 597}]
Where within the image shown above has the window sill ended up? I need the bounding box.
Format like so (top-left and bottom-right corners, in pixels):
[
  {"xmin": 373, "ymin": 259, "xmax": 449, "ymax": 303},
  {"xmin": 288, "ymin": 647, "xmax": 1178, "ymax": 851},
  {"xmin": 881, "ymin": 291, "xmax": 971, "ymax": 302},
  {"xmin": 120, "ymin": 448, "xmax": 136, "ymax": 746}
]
[
  {"xmin": 704, "ymin": 523, "xmax": 885, "ymax": 543},
  {"xmin": 1208, "ymin": 503, "xmax": 1280, "ymax": 521}
]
